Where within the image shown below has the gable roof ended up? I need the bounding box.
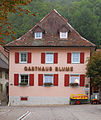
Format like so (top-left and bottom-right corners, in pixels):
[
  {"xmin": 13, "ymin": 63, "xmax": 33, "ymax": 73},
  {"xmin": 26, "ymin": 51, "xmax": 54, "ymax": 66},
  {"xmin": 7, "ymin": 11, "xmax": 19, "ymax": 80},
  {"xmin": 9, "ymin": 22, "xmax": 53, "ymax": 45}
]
[
  {"xmin": 0, "ymin": 45, "xmax": 8, "ymax": 58},
  {"xmin": 5, "ymin": 9, "xmax": 96, "ymax": 48},
  {"xmin": 0, "ymin": 58, "xmax": 8, "ymax": 70}
]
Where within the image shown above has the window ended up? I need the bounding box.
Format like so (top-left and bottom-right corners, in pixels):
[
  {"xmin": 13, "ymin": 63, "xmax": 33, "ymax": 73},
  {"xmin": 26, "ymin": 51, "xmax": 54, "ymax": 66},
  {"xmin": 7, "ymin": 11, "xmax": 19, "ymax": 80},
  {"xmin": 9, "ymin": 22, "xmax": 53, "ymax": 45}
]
[
  {"xmin": 72, "ymin": 53, "xmax": 80, "ymax": 63},
  {"xmin": 60, "ymin": 32, "xmax": 68, "ymax": 39},
  {"xmin": 0, "ymin": 71, "xmax": 2, "ymax": 78},
  {"xmin": 5, "ymin": 72, "xmax": 9, "ymax": 79},
  {"xmin": 20, "ymin": 52, "xmax": 27, "ymax": 63},
  {"xmin": 44, "ymin": 75, "xmax": 53, "ymax": 86},
  {"xmin": 46, "ymin": 53, "xmax": 54, "ymax": 64},
  {"xmin": 35, "ymin": 32, "xmax": 42, "ymax": 39},
  {"xmin": 70, "ymin": 75, "xmax": 80, "ymax": 84},
  {"xmin": 19, "ymin": 74, "xmax": 29, "ymax": 86},
  {"xmin": 0, "ymin": 84, "xmax": 3, "ymax": 92}
]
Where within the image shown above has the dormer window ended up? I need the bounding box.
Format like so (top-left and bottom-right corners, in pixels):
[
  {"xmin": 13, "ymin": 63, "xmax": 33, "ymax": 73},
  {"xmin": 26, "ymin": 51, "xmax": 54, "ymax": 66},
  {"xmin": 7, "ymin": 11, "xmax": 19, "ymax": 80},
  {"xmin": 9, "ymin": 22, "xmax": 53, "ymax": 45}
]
[
  {"xmin": 35, "ymin": 32, "xmax": 42, "ymax": 39},
  {"xmin": 60, "ymin": 32, "xmax": 68, "ymax": 39}
]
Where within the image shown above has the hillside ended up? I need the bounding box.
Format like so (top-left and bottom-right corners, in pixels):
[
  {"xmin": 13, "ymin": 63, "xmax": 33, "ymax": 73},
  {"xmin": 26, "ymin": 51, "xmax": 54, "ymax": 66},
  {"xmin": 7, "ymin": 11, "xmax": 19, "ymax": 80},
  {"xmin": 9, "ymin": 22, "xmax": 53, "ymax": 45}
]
[{"xmin": 5, "ymin": 0, "xmax": 101, "ymax": 46}]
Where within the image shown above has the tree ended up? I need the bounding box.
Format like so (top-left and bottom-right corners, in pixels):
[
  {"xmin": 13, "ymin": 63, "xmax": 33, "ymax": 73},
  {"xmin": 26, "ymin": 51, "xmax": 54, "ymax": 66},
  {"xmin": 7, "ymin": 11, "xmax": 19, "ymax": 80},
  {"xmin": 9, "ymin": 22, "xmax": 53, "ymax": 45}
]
[
  {"xmin": 0, "ymin": 0, "xmax": 34, "ymax": 45},
  {"xmin": 67, "ymin": 0, "xmax": 101, "ymax": 46},
  {"xmin": 86, "ymin": 51, "xmax": 101, "ymax": 98}
]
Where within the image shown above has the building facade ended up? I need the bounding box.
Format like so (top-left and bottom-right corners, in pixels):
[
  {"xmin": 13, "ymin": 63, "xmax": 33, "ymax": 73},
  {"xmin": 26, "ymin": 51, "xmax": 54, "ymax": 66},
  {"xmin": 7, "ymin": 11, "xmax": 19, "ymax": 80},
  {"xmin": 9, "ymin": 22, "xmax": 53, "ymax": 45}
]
[
  {"xmin": 0, "ymin": 45, "xmax": 9, "ymax": 104},
  {"xmin": 5, "ymin": 10, "xmax": 96, "ymax": 106}
]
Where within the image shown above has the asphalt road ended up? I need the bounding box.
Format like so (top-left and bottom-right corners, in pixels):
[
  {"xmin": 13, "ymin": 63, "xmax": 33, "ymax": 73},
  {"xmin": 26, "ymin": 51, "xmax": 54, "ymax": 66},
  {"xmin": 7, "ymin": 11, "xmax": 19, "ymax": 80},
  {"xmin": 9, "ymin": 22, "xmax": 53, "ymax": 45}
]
[{"xmin": 0, "ymin": 105, "xmax": 101, "ymax": 120}]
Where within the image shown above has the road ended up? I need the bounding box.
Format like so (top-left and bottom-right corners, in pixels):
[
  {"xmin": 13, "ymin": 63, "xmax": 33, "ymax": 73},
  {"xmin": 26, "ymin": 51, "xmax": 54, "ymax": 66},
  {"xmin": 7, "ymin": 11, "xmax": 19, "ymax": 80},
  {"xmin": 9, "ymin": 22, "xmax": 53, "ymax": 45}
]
[{"xmin": 0, "ymin": 105, "xmax": 101, "ymax": 120}]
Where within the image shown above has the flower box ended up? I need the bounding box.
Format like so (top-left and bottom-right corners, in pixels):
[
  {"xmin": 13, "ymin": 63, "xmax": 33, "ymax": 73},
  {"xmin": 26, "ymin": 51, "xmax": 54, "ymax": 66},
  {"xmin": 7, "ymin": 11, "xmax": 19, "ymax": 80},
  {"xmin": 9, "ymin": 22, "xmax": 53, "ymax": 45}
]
[
  {"xmin": 44, "ymin": 83, "xmax": 53, "ymax": 86},
  {"xmin": 20, "ymin": 82, "xmax": 28, "ymax": 86},
  {"xmin": 69, "ymin": 83, "xmax": 79, "ymax": 87}
]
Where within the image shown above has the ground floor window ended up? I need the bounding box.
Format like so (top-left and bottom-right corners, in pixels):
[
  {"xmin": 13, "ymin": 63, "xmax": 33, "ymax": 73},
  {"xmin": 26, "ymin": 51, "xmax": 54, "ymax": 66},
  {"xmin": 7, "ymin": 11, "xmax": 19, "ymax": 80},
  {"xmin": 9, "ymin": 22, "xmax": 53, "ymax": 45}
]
[
  {"xmin": 19, "ymin": 74, "xmax": 29, "ymax": 86},
  {"xmin": 44, "ymin": 74, "xmax": 53, "ymax": 86}
]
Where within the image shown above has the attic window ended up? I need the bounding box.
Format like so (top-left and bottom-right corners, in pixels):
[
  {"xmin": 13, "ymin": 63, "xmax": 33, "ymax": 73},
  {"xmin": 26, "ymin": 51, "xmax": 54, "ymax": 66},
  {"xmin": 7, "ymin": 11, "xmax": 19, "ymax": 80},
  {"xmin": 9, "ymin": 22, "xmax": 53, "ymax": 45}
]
[
  {"xmin": 35, "ymin": 32, "xmax": 42, "ymax": 39},
  {"xmin": 60, "ymin": 32, "xmax": 68, "ymax": 39}
]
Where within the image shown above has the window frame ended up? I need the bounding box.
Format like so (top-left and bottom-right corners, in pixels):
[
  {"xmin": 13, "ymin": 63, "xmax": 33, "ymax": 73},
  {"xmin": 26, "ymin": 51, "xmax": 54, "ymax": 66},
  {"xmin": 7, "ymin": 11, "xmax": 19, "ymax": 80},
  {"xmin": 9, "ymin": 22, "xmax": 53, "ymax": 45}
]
[
  {"xmin": 35, "ymin": 32, "xmax": 42, "ymax": 39},
  {"xmin": 0, "ymin": 83, "xmax": 3, "ymax": 92},
  {"xmin": 0, "ymin": 71, "xmax": 2, "ymax": 78},
  {"xmin": 19, "ymin": 52, "xmax": 27, "ymax": 64},
  {"xmin": 43, "ymin": 74, "xmax": 53, "ymax": 85},
  {"xmin": 5, "ymin": 72, "xmax": 9, "ymax": 80},
  {"xmin": 45, "ymin": 53, "xmax": 54, "ymax": 64},
  {"xmin": 72, "ymin": 52, "xmax": 80, "ymax": 64},
  {"xmin": 60, "ymin": 32, "xmax": 68, "ymax": 39},
  {"xmin": 70, "ymin": 74, "xmax": 80, "ymax": 85},
  {"xmin": 19, "ymin": 74, "xmax": 29, "ymax": 86}
]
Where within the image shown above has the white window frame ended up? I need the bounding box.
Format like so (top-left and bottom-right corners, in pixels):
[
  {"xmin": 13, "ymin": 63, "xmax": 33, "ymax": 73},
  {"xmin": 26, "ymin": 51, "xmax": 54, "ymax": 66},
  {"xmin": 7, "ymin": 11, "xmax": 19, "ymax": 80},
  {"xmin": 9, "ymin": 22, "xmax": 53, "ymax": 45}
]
[
  {"xmin": 60, "ymin": 32, "xmax": 68, "ymax": 39},
  {"xmin": 35, "ymin": 32, "xmax": 42, "ymax": 39},
  {"xmin": 43, "ymin": 74, "xmax": 53, "ymax": 84},
  {"xmin": 72, "ymin": 52, "xmax": 80, "ymax": 64},
  {"xmin": 45, "ymin": 53, "xmax": 54, "ymax": 64},
  {"xmin": 19, "ymin": 74, "xmax": 29, "ymax": 86},
  {"xmin": 70, "ymin": 74, "xmax": 80, "ymax": 85},
  {"xmin": 19, "ymin": 52, "xmax": 27, "ymax": 64}
]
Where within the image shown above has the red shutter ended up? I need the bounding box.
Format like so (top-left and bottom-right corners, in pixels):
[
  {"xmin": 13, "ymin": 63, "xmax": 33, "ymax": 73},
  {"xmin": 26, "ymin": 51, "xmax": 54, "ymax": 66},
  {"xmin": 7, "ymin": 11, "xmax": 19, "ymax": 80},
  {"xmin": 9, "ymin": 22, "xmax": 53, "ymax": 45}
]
[
  {"xmin": 80, "ymin": 52, "xmax": 84, "ymax": 63},
  {"xmin": 41, "ymin": 53, "xmax": 45, "ymax": 64},
  {"xmin": 67, "ymin": 53, "xmax": 71, "ymax": 63},
  {"xmin": 29, "ymin": 74, "xmax": 34, "ymax": 86},
  {"xmin": 27, "ymin": 53, "xmax": 31, "ymax": 63},
  {"xmin": 64, "ymin": 74, "xmax": 69, "ymax": 86},
  {"xmin": 38, "ymin": 74, "xmax": 43, "ymax": 86},
  {"xmin": 54, "ymin": 53, "xmax": 58, "ymax": 64},
  {"xmin": 54, "ymin": 74, "xmax": 58, "ymax": 86},
  {"xmin": 14, "ymin": 74, "xmax": 19, "ymax": 86},
  {"xmin": 15, "ymin": 52, "xmax": 19, "ymax": 63},
  {"xmin": 80, "ymin": 74, "xmax": 85, "ymax": 87}
]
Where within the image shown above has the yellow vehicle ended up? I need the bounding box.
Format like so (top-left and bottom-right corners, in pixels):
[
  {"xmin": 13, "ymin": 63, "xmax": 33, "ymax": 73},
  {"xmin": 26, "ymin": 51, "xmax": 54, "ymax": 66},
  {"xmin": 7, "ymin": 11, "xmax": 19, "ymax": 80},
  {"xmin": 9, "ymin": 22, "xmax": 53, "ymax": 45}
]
[{"xmin": 70, "ymin": 94, "xmax": 88, "ymax": 105}]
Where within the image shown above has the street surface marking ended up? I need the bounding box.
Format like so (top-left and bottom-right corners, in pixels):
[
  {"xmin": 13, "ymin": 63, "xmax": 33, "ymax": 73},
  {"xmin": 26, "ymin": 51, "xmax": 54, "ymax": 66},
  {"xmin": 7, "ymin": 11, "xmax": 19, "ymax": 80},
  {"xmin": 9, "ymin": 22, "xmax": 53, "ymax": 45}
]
[{"xmin": 17, "ymin": 111, "xmax": 31, "ymax": 120}]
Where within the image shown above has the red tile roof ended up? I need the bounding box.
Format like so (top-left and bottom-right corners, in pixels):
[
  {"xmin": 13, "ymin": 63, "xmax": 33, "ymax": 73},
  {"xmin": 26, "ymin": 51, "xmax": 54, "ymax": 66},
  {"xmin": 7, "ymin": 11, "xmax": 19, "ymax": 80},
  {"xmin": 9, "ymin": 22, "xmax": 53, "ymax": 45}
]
[{"xmin": 5, "ymin": 9, "xmax": 96, "ymax": 48}]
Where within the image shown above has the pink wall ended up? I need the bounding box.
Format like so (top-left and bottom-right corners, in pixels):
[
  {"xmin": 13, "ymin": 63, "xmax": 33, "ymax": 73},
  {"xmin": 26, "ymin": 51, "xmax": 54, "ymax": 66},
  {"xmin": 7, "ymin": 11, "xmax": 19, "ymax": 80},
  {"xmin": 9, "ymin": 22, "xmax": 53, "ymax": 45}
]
[{"xmin": 9, "ymin": 47, "xmax": 90, "ymax": 97}]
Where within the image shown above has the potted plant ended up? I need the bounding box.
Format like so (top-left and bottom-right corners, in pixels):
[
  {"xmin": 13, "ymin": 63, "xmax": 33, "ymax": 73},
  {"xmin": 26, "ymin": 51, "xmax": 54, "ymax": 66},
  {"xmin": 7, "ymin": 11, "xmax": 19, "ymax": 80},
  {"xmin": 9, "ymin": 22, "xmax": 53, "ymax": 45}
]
[
  {"xmin": 85, "ymin": 84, "xmax": 89, "ymax": 88},
  {"xmin": 44, "ymin": 82, "xmax": 53, "ymax": 87},
  {"xmin": 69, "ymin": 83, "xmax": 79, "ymax": 87},
  {"xmin": 20, "ymin": 82, "xmax": 28, "ymax": 86}
]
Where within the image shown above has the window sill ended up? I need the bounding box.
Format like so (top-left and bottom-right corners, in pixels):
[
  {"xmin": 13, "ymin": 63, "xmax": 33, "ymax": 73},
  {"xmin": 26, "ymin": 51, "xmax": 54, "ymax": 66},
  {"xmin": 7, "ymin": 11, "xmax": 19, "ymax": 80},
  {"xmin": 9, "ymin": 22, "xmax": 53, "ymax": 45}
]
[
  {"xmin": 44, "ymin": 83, "xmax": 53, "ymax": 87},
  {"xmin": 71, "ymin": 62, "xmax": 80, "ymax": 64},
  {"xmin": 69, "ymin": 83, "xmax": 79, "ymax": 87},
  {"xmin": 19, "ymin": 62, "xmax": 27, "ymax": 64},
  {"xmin": 19, "ymin": 83, "xmax": 28, "ymax": 86}
]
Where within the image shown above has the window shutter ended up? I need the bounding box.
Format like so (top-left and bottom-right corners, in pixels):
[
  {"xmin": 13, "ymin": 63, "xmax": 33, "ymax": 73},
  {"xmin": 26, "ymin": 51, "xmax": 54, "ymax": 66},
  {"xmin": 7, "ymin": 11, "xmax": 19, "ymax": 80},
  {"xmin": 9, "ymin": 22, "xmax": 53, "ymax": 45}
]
[
  {"xmin": 80, "ymin": 52, "xmax": 84, "ymax": 63},
  {"xmin": 64, "ymin": 74, "xmax": 69, "ymax": 86},
  {"xmin": 14, "ymin": 74, "xmax": 19, "ymax": 86},
  {"xmin": 29, "ymin": 74, "xmax": 34, "ymax": 86},
  {"xmin": 54, "ymin": 53, "xmax": 58, "ymax": 64},
  {"xmin": 80, "ymin": 74, "xmax": 85, "ymax": 87},
  {"xmin": 54, "ymin": 74, "xmax": 58, "ymax": 86},
  {"xmin": 41, "ymin": 53, "xmax": 45, "ymax": 64},
  {"xmin": 27, "ymin": 53, "xmax": 32, "ymax": 63},
  {"xmin": 67, "ymin": 53, "xmax": 71, "ymax": 63},
  {"xmin": 15, "ymin": 52, "xmax": 19, "ymax": 63},
  {"xmin": 38, "ymin": 74, "xmax": 43, "ymax": 86}
]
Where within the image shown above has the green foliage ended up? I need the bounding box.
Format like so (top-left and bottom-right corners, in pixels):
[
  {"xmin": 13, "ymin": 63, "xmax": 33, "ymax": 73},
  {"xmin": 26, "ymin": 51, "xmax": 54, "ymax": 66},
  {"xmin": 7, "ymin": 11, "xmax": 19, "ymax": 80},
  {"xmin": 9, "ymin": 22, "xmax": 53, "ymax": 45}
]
[
  {"xmin": 67, "ymin": 0, "xmax": 101, "ymax": 46},
  {"xmin": 0, "ymin": 0, "xmax": 33, "ymax": 44},
  {"xmin": 3, "ymin": 0, "xmax": 101, "ymax": 46},
  {"xmin": 86, "ymin": 51, "xmax": 101, "ymax": 85}
]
